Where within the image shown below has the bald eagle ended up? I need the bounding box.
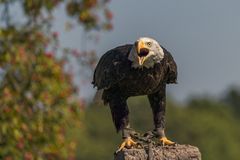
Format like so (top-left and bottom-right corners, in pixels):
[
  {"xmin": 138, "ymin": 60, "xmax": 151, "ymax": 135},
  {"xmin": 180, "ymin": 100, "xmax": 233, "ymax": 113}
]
[{"xmin": 92, "ymin": 37, "xmax": 177, "ymax": 151}]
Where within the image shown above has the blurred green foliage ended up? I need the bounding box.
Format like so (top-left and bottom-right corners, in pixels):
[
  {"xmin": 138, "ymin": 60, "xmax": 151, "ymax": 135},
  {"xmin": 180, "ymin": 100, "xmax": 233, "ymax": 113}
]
[
  {"xmin": 0, "ymin": 0, "xmax": 112, "ymax": 159},
  {"xmin": 76, "ymin": 91, "xmax": 240, "ymax": 160},
  {"xmin": 0, "ymin": 29, "xmax": 81, "ymax": 159}
]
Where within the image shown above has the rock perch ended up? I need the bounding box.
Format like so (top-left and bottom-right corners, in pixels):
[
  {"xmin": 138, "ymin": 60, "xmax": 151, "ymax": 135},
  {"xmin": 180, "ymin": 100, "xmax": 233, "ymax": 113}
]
[{"xmin": 114, "ymin": 144, "xmax": 201, "ymax": 160}]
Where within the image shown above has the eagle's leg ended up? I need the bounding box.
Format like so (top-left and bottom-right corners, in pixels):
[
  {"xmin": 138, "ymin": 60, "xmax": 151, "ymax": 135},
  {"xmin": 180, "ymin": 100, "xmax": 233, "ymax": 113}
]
[
  {"xmin": 148, "ymin": 84, "xmax": 175, "ymax": 145},
  {"xmin": 108, "ymin": 93, "xmax": 136, "ymax": 152}
]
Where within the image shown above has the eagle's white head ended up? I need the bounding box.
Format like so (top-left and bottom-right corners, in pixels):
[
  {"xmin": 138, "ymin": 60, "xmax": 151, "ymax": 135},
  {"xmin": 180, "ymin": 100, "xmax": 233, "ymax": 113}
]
[{"xmin": 128, "ymin": 37, "xmax": 164, "ymax": 69}]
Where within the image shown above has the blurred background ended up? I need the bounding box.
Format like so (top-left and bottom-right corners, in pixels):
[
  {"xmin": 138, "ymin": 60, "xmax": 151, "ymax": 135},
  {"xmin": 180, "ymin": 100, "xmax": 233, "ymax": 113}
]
[{"xmin": 0, "ymin": 0, "xmax": 240, "ymax": 160}]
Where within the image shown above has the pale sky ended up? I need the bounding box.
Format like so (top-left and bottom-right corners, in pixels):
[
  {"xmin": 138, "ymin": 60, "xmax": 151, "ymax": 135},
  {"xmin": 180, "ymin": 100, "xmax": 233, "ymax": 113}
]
[{"xmin": 53, "ymin": 0, "xmax": 240, "ymax": 102}]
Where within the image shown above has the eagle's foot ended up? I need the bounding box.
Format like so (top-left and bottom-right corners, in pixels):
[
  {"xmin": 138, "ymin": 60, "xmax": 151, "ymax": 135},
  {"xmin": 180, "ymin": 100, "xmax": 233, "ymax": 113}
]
[
  {"xmin": 116, "ymin": 137, "xmax": 137, "ymax": 152},
  {"xmin": 160, "ymin": 137, "xmax": 175, "ymax": 146}
]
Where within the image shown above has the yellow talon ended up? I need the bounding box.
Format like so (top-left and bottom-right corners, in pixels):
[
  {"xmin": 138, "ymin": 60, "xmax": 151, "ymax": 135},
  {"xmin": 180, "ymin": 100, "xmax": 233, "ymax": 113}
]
[
  {"xmin": 116, "ymin": 137, "xmax": 136, "ymax": 152},
  {"xmin": 160, "ymin": 137, "xmax": 175, "ymax": 146}
]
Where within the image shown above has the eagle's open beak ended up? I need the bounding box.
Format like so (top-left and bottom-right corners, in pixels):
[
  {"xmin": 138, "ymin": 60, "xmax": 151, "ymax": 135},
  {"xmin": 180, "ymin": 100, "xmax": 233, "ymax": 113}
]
[
  {"xmin": 138, "ymin": 56, "xmax": 146, "ymax": 66},
  {"xmin": 136, "ymin": 40, "xmax": 148, "ymax": 66}
]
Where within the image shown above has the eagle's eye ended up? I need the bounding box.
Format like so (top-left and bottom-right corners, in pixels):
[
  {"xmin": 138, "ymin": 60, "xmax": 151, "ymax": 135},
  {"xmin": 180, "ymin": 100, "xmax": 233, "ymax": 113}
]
[{"xmin": 146, "ymin": 42, "xmax": 152, "ymax": 47}]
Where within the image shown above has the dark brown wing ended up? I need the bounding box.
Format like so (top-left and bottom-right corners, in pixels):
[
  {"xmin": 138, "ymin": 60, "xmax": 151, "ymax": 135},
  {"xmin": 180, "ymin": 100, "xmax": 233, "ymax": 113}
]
[
  {"xmin": 92, "ymin": 44, "xmax": 132, "ymax": 90},
  {"xmin": 162, "ymin": 47, "xmax": 178, "ymax": 84}
]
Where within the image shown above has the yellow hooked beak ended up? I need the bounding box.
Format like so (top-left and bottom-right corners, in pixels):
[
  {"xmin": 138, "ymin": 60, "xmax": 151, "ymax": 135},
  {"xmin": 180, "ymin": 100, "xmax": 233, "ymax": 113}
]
[
  {"xmin": 136, "ymin": 40, "xmax": 147, "ymax": 66},
  {"xmin": 137, "ymin": 40, "xmax": 145, "ymax": 54}
]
